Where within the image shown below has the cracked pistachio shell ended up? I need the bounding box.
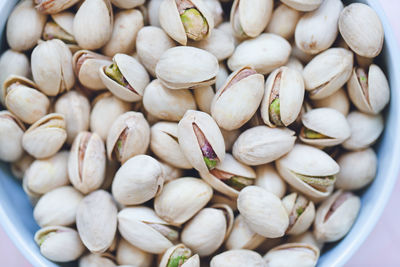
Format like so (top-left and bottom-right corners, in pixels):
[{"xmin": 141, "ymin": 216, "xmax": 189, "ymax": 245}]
[
  {"xmin": 51, "ymin": 11, "xmax": 74, "ymax": 35},
  {"xmin": 116, "ymin": 238, "xmax": 153, "ymax": 266},
  {"xmin": 225, "ymin": 214, "xmax": 265, "ymax": 250},
  {"xmin": 200, "ymin": 154, "xmax": 256, "ymax": 198},
  {"xmin": 68, "ymin": 131, "xmax": 106, "ymax": 194},
  {"xmin": 0, "ymin": 111, "xmax": 25, "ymax": 162},
  {"xmin": 24, "ymin": 151, "xmax": 69, "ymax": 195},
  {"xmin": 23, "ymin": 113, "xmax": 67, "ymax": 159},
  {"xmin": 136, "ymin": 26, "xmax": 175, "ymax": 77},
  {"xmin": 314, "ymin": 190, "xmax": 361, "ymax": 242},
  {"xmin": 112, "ymin": 155, "xmax": 164, "ymax": 205},
  {"xmin": 260, "ymin": 66, "xmax": 305, "ymax": 127},
  {"xmin": 336, "ymin": 148, "xmax": 377, "ymax": 190},
  {"xmin": 282, "ymin": 193, "xmax": 315, "ymax": 236},
  {"xmin": 342, "ymin": 111, "xmax": 384, "ymax": 150},
  {"xmin": 255, "ymin": 164, "xmax": 286, "ymax": 198},
  {"xmin": 31, "ymin": 39, "xmax": 75, "ymax": 96},
  {"xmin": 143, "ymin": 79, "xmax": 197, "ymax": 122},
  {"xmin": 303, "ymin": 48, "xmax": 353, "ymax": 100},
  {"xmin": 112, "ymin": 0, "xmax": 145, "ymax": 9},
  {"xmin": 34, "ymin": 226, "xmax": 85, "ymax": 262},
  {"xmin": 73, "ymin": 0, "xmax": 113, "ymax": 50},
  {"xmin": 178, "ymin": 110, "xmax": 225, "ymax": 173},
  {"xmin": 90, "ymin": 92, "xmax": 131, "ymax": 141},
  {"xmin": 6, "ymin": 0, "xmax": 47, "ymax": 51},
  {"xmin": 148, "ymin": 0, "xmax": 162, "ymax": 26},
  {"xmin": 35, "ymin": 0, "xmax": 80, "ymax": 14},
  {"xmin": 228, "ymin": 33, "xmax": 291, "ymax": 75},
  {"xmin": 155, "ymin": 177, "xmax": 213, "ymax": 226},
  {"xmin": 266, "ymin": 4, "xmax": 301, "ymax": 40},
  {"xmin": 76, "ymin": 190, "xmax": 118, "ymax": 253},
  {"xmin": 275, "ymin": 144, "xmax": 339, "ymax": 201},
  {"xmin": 230, "ymin": 0, "xmax": 273, "ymax": 39},
  {"xmin": 117, "ymin": 206, "xmax": 175, "ymax": 254},
  {"xmin": 232, "ymin": 126, "xmax": 296, "ymax": 166},
  {"xmin": 159, "ymin": 0, "xmax": 214, "ymax": 45},
  {"xmin": 194, "ymin": 85, "xmax": 215, "ymax": 114},
  {"xmin": 312, "ymin": 88, "xmax": 350, "ymax": 116},
  {"xmin": 11, "ymin": 153, "xmax": 34, "ymax": 180},
  {"xmin": 72, "ymin": 50, "xmax": 111, "ymax": 90},
  {"xmin": 106, "ymin": 112, "xmax": 150, "ymax": 163},
  {"xmin": 211, "ymin": 249, "xmax": 265, "ymax": 267},
  {"xmin": 156, "ymin": 46, "xmax": 219, "ymax": 90},
  {"xmin": 150, "ymin": 122, "xmax": 192, "ymax": 169},
  {"xmin": 79, "ymin": 253, "xmax": 116, "ymax": 267},
  {"xmin": 295, "ymin": 0, "xmax": 343, "ymax": 55},
  {"xmin": 3, "ymin": 75, "xmax": 49, "ymax": 124},
  {"xmin": 102, "ymin": 9, "xmax": 144, "ymax": 57},
  {"xmin": 159, "ymin": 244, "xmax": 199, "ymax": 267},
  {"xmin": 339, "ymin": 3, "xmax": 384, "ymax": 58},
  {"xmin": 238, "ymin": 186, "xmax": 289, "ymax": 238},
  {"xmin": 33, "ymin": 186, "xmax": 83, "ymax": 227},
  {"xmin": 204, "ymin": 0, "xmax": 223, "ymax": 26},
  {"xmin": 189, "ymin": 29, "xmax": 235, "ymax": 61},
  {"xmin": 212, "ymin": 66, "xmax": 264, "ymax": 130},
  {"xmin": 280, "ymin": 0, "xmax": 322, "ymax": 11},
  {"xmin": 300, "ymin": 108, "xmax": 351, "ymax": 147},
  {"xmin": 46, "ymin": 11, "xmax": 80, "ymax": 53},
  {"xmin": 287, "ymin": 231, "xmax": 323, "ymax": 251},
  {"xmin": 263, "ymin": 243, "xmax": 320, "ymax": 267},
  {"xmin": 160, "ymin": 161, "xmax": 184, "ymax": 183},
  {"xmin": 347, "ymin": 64, "xmax": 390, "ymax": 115}
]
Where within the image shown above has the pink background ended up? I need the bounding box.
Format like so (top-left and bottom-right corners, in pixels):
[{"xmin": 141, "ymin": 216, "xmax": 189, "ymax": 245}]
[{"xmin": 1, "ymin": 0, "xmax": 400, "ymax": 265}]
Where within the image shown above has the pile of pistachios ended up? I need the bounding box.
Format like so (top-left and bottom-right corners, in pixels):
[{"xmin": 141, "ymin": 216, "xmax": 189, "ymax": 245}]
[{"xmin": 0, "ymin": 0, "xmax": 388, "ymax": 266}]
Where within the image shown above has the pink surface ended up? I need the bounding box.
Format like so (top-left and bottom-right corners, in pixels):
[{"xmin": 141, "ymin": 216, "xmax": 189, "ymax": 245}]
[{"xmin": 1, "ymin": 0, "xmax": 400, "ymax": 266}]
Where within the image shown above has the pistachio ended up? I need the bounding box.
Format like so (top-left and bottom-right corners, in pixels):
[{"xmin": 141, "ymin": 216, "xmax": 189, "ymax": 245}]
[
  {"xmin": 79, "ymin": 253, "xmax": 117, "ymax": 267},
  {"xmin": 312, "ymin": 88, "xmax": 350, "ymax": 116},
  {"xmin": 282, "ymin": 193, "xmax": 315, "ymax": 235},
  {"xmin": 148, "ymin": 0, "xmax": 162, "ymax": 26},
  {"xmin": 116, "ymin": 238, "xmax": 153, "ymax": 266},
  {"xmin": 35, "ymin": 0, "xmax": 81, "ymax": 14},
  {"xmin": 266, "ymin": 4, "xmax": 301, "ymax": 40},
  {"xmin": 0, "ymin": 111, "xmax": 25, "ymax": 162},
  {"xmin": 160, "ymin": 161, "xmax": 184, "ymax": 183},
  {"xmin": 210, "ymin": 249, "xmax": 265, "ymax": 267},
  {"xmin": 159, "ymin": 244, "xmax": 199, "ymax": 267},
  {"xmin": 263, "ymin": 243, "xmax": 320, "ymax": 267},
  {"xmin": 11, "ymin": 153, "xmax": 34, "ymax": 180},
  {"xmin": 204, "ymin": 0, "xmax": 223, "ymax": 26},
  {"xmin": 280, "ymin": 0, "xmax": 322, "ymax": 11},
  {"xmin": 255, "ymin": 164, "xmax": 287, "ymax": 198},
  {"xmin": 43, "ymin": 21, "xmax": 76, "ymax": 44},
  {"xmin": 111, "ymin": 0, "xmax": 145, "ymax": 9},
  {"xmin": 287, "ymin": 231, "xmax": 323, "ymax": 250}
]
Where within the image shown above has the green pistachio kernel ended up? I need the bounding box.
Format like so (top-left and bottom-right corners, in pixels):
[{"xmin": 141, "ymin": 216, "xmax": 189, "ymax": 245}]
[
  {"xmin": 225, "ymin": 176, "xmax": 254, "ymax": 191},
  {"xmin": 105, "ymin": 63, "xmax": 125, "ymax": 86},
  {"xmin": 43, "ymin": 22, "xmax": 76, "ymax": 44},
  {"xmin": 204, "ymin": 156, "xmax": 218, "ymax": 170},
  {"xmin": 167, "ymin": 247, "xmax": 191, "ymax": 267},
  {"xmin": 269, "ymin": 98, "xmax": 283, "ymax": 126},
  {"xmin": 180, "ymin": 8, "xmax": 208, "ymax": 41},
  {"xmin": 360, "ymin": 76, "xmax": 367, "ymax": 81},
  {"xmin": 303, "ymin": 128, "xmax": 328, "ymax": 139},
  {"xmin": 296, "ymin": 207, "xmax": 304, "ymax": 217},
  {"xmin": 295, "ymin": 173, "xmax": 336, "ymax": 189}
]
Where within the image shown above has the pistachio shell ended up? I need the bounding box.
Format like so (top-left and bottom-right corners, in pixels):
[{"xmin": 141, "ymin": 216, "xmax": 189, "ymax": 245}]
[
  {"xmin": 116, "ymin": 238, "xmax": 153, "ymax": 266},
  {"xmin": 193, "ymin": 85, "xmax": 215, "ymax": 114},
  {"xmin": 79, "ymin": 253, "xmax": 117, "ymax": 267},
  {"xmin": 255, "ymin": 164, "xmax": 287, "ymax": 198},
  {"xmin": 148, "ymin": 0, "xmax": 162, "ymax": 27},
  {"xmin": 282, "ymin": 193, "xmax": 315, "ymax": 235},
  {"xmin": 285, "ymin": 57, "xmax": 304, "ymax": 73},
  {"xmin": 35, "ymin": 0, "xmax": 81, "ymax": 14},
  {"xmin": 225, "ymin": 215, "xmax": 266, "ymax": 250},
  {"xmin": 111, "ymin": 0, "xmax": 145, "ymax": 9},
  {"xmin": 312, "ymin": 88, "xmax": 350, "ymax": 116},
  {"xmin": 0, "ymin": 111, "xmax": 25, "ymax": 162},
  {"xmin": 287, "ymin": 231, "xmax": 323, "ymax": 251},
  {"xmin": 280, "ymin": 0, "xmax": 322, "ymax": 11},
  {"xmin": 11, "ymin": 153, "xmax": 34, "ymax": 180},
  {"xmin": 210, "ymin": 249, "xmax": 265, "ymax": 267},
  {"xmin": 263, "ymin": 243, "xmax": 320, "ymax": 267},
  {"xmin": 159, "ymin": 244, "xmax": 197, "ymax": 267},
  {"xmin": 51, "ymin": 11, "xmax": 75, "ymax": 35},
  {"xmin": 211, "ymin": 193, "xmax": 238, "ymax": 212},
  {"xmin": 266, "ymin": 4, "xmax": 301, "ymax": 40},
  {"xmin": 204, "ymin": 0, "xmax": 223, "ymax": 26},
  {"xmin": 160, "ymin": 161, "xmax": 184, "ymax": 182}
]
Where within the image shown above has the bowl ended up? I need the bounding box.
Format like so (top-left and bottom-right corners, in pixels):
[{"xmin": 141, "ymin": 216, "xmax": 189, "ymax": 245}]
[{"xmin": 0, "ymin": 0, "xmax": 399, "ymax": 266}]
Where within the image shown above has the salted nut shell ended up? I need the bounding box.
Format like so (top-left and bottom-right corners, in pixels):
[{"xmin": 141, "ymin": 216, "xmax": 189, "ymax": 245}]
[
  {"xmin": 106, "ymin": 111, "xmax": 150, "ymax": 164},
  {"xmin": 314, "ymin": 190, "xmax": 361, "ymax": 242},
  {"xmin": 100, "ymin": 53, "xmax": 150, "ymax": 102},
  {"xmin": 159, "ymin": 244, "xmax": 199, "ymax": 267},
  {"xmin": 116, "ymin": 238, "xmax": 153, "ymax": 266},
  {"xmin": 263, "ymin": 243, "xmax": 320, "ymax": 267},
  {"xmin": 0, "ymin": 111, "xmax": 25, "ymax": 162},
  {"xmin": 35, "ymin": 0, "xmax": 81, "ymax": 14},
  {"xmin": 68, "ymin": 131, "xmax": 106, "ymax": 194},
  {"xmin": 347, "ymin": 64, "xmax": 390, "ymax": 115},
  {"xmin": 225, "ymin": 214, "xmax": 265, "ymax": 250},
  {"xmin": 156, "ymin": 46, "xmax": 219, "ymax": 90},
  {"xmin": 255, "ymin": 164, "xmax": 287, "ymax": 199},
  {"xmin": 339, "ymin": 3, "xmax": 384, "ymax": 58},
  {"xmin": 280, "ymin": 0, "xmax": 322, "ymax": 11},
  {"xmin": 312, "ymin": 88, "xmax": 350, "ymax": 116},
  {"xmin": 276, "ymin": 144, "xmax": 339, "ymax": 201},
  {"xmin": 22, "ymin": 113, "xmax": 67, "ymax": 159},
  {"xmin": 211, "ymin": 66, "xmax": 264, "ymax": 131},
  {"xmin": 200, "ymin": 154, "xmax": 256, "ymax": 198},
  {"xmin": 159, "ymin": 0, "xmax": 214, "ymax": 45},
  {"xmin": 210, "ymin": 249, "xmax": 265, "ymax": 267},
  {"xmin": 266, "ymin": 4, "xmax": 301, "ymax": 40},
  {"xmin": 282, "ymin": 193, "xmax": 315, "ymax": 236},
  {"xmin": 111, "ymin": 0, "xmax": 145, "ymax": 9},
  {"xmin": 300, "ymin": 108, "xmax": 351, "ymax": 147},
  {"xmin": 260, "ymin": 66, "xmax": 305, "ymax": 128},
  {"xmin": 230, "ymin": 0, "xmax": 273, "ymax": 39},
  {"xmin": 154, "ymin": 177, "xmax": 213, "ymax": 226}
]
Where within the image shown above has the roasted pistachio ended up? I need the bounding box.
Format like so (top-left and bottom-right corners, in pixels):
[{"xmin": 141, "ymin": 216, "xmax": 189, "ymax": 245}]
[{"xmin": 0, "ymin": 111, "xmax": 25, "ymax": 162}]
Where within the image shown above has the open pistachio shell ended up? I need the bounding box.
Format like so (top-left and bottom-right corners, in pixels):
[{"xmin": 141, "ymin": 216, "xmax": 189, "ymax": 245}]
[
  {"xmin": 255, "ymin": 164, "xmax": 287, "ymax": 199},
  {"xmin": 280, "ymin": 0, "xmax": 322, "ymax": 11},
  {"xmin": 263, "ymin": 243, "xmax": 320, "ymax": 267},
  {"xmin": 210, "ymin": 249, "xmax": 265, "ymax": 267},
  {"xmin": 282, "ymin": 193, "xmax": 315, "ymax": 236},
  {"xmin": 35, "ymin": 0, "xmax": 81, "ymax": 14},
  {"xmin": 0, "ymin": 111, "xmax": 25, "ymax": 162},
  {"xmin": 159, "ymin": 244, "xmax": 199, "ymax": 267},
  {"xmin": 312, "ymin": 88, "xmax": 350, "ymax": 116},
  {"xmin": 266, "ymin": 4, "xmax": 301, "ymax": 40},
  {"xmin": 116, "ymin": 238, "xmax": 153, "ymax": 266},
  {"xmin": 43, "ymin": 12, "xmax": 78, "ymax": 51}
]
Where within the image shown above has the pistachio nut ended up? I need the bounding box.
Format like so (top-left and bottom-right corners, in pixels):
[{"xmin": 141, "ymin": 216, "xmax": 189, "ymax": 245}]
[
  {"xmin": 255, "ymin": 164, "xmax": 287, "ymax": 198},
  {"xmin": 35, "ymin": 0, "xmax": 81, "ymax": 14},
  {"xmin": 118, "ymin": 206, "xmax": 178, "ymax": 253},
  {"xmin": 23, "ymin": 174, "xmax": 42, "ymax": 206},
  {"xmin": 155, "ymin": 177, "xmax": 213, "ymax": 226},
  {"xmin": 68, "ymin": 131, "xmax": 106, "ymax": 194},
  {"xmin": 312, "ymin": 88, "xmax": 350, "ymax": 116},
  {"xmin": 3, "ymin": 75, "xmax": 49, "ymax": 124},
  {"xmin": 11, "ymin": 153, "xmax": 34, "ymax": 180},
  {"xmin": 280, "ymin": 0, "xmax": 322, "ymax": 11},
  {"xmin": 228, "ymin": 33, "xmax": 291, "ymax": 75},
  {"xmin": 300, "ymin": 108, "xmax": 351, "ymax": 147},
  {"xmin": 43, "ymin": 12, "xmax": 78, "ymax": 51},
  {"xmin": 347, "ymin": 64, "xmax": 390, "ymax": 114},
  {"xmin": 287, "ymin": 231, "xmax": 323, "ymax": 251},
  {"xmin": 200, "ymin": 154, "xmax": 256, "ymax": 198},
  {"xmin": 193, "ymin": 85, "xmax": 215, "ymax": 114},
  {"xmin": 22, "ymin": 113, "xmax": 67, "ymax": 159},
  {"xmin": 285, "ymin": 57, "xmax": 304, "ymax": 73},
  {"xmin": 160, "ymin": 161, "xmax": 184, "ymax": 183},
  {"xmin": 34, "ymin": 226, "xmax": 85, "ymax": 262},
  {"xmin": 303, "ymin": 48, "xmax": 353, "ymax": 100},
  {"xmin": 314, "ymin": 190, "xmax": 361, "ymax": 242},
  {"xmin": 102, "ymin": 9, "xmax": 144, "ymax": 57},
  {"xmin": 111, "ymin": 0, "xmax": 145, "ymax": 9},
  {"xmin": 282, "ymin": 193, "xmax": 315, "ymax": 236},
  {"xmin": 232, "ymin": 126, "xmax": 296, "ymax": 166},
  {"xmin": 150, "ymin": 122, "xmax": 192, "ymax": 169},
  {"xmin": 159, "ymin": 0, "xmax": 214, "ymax": 45},
  {"xmin": 291, "ymin": 44, "xmax": 315, "ymax": 64},
  {"xmin": 156, "ymin": 46, "xmax": 219, "ymax": 90},
  {"xmin": 0, "ymin": 111, "xmax": 25, "ymax": 162},
  {"xmin": 159, "ymin": 244, "xmax": 200, "ymax": 267},
  {"xmin": 260, "ymin": 66, "xmax": 305, "ymax": 127},
  {"xmin": 210, "ymin": 249, "xmax": 265, "ymax": 267},
  {"xmin": 116, "ymin": 238, "xmax": 153, "ymax": 266},
  {"xmin": 342, "ymin": 111, "xmax": 384, "ymax": 150},
  {"xmin": 211, "ymin": 193, "xmax": 238, "ymax": 212},
  {"xmin": 275, "ymin": 144, "xmax": 339, "ymax": 201},
  {"xmin": 336, "ymin": 148, "xmax": 377, "ymax": 190},
  {"xmin": 148, "ymin": 0, "xmax": 162, "ymax": 26},
  {"xmin": 217, "ymin": 21, "xmax": 239, "ymax": 47},
  {"xmin": 230, "ymin": 0, "xmax": 273, "ymax": 39},
  {"xmin": 221, "ymin": 128, "xmax": 240, "ymax": 152},
  {"xmin": 106, "ymin": 112, "xmax": 150, "ymax": 163},
  {"xmin": 178, "ymin": 110, "xmax": 225, "ymax": 173},
  {"xmin": 33, "ymin": 186, "xmax": 83, "ymax": 227},
  {"xmin": 79, "ymin": 253, "xmax": 117, "ymax": 267},
  {"xmin": 6, "ymin": 0, "xmax": 47, "ymax": 51},
  {"xmin": 211, "ymin": 66, "xmax": 264, "ymax": 130},
  {"xmin": 295, "ymin": 0, "xmax": 343, "ymax": 55},
  {"xmin": 266, "ymin": 4, "xmax": 301, "ymax": 40},
  {"xmin": 73, "ymin": 0, "xmax": 113, "ymax": 50},
  {"xmin": 263, "ymin": 243, "xmax": 320, "ymax": 267},
  {"xmin": 204, "ymin": 0, "xmax": 223, "ymax": 26},
  {"xmin": 76, "ymin": 190, "xmax": 118, "ymax": 253}
]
